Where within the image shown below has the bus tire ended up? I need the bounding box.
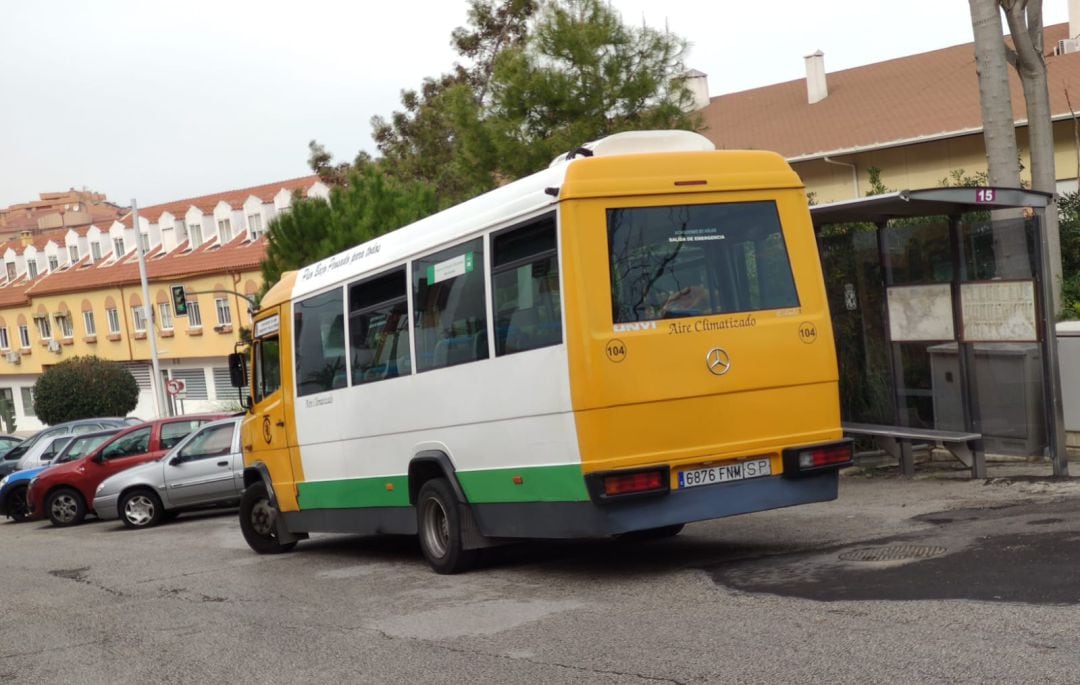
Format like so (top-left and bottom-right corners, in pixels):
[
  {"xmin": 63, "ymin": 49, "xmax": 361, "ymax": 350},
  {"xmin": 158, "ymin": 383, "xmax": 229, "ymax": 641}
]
[
  {"xmin": 416, "ymin": 478, "xmax": 476, "ymax": 574},
  {"xmin": 239, "ymin": 481, "xmax": 296, "ymax": 555}
]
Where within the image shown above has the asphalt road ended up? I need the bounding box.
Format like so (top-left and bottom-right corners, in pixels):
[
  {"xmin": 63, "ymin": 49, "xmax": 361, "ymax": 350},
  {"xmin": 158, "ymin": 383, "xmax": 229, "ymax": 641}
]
[{"xmin": 3, "ymin": 464, "xmax": 1080, "ymax": 684}]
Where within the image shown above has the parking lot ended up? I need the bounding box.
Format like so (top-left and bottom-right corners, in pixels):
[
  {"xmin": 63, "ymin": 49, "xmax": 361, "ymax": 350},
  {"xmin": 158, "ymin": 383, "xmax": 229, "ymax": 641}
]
[{"xmin": 3, "ymin": 464, "xmax": 1080, "ymax": 684}]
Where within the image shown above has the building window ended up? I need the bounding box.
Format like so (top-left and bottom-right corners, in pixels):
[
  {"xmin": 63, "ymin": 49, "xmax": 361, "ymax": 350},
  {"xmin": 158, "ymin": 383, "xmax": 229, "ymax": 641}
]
[
  {"xmin": 106, "ymin": 308, "xmax": 121, "ymax": 335},
  {"xmin": 0, "ymin": 327, "xmax": 8, "ymax": 350},
  {"xmin": 214, "ymin": 297, "xmax": 232, "ymax": 326},
  {"xmin": 140, "ymin": 233, "xmax": 150, "ymax": 253},
  {"xmin": 113, "ymin": 237, "xmax": 125, "ymax": 256},
  {"xmin": 5, "ymin": 263, "xmax": 14, "ymax": 281},
  {"xmin": 248, "ymin": 213, "xmax": 263, "ymax": 239},
  {"xmin": 56, "ymin": 315, "xmax": 73, "ymax": 339},
  {"xmin": 83, "ymin": 311, "xmax": 96, "ymax": 336},
  {"xmin": 27, "ymin": 261, "xmax": 38, "ymax": 279},
  {"xmin": 20, "ymin": 387, "xmax": 35, "ymax": 417},
  {"xmin": 68, "ymin": 245, "xmax": 79, "ymax": 262},
  {"xmin": 131, "ymin": 306, "xmax": 147, "ymax": 333},
  {"xmin": 189, "ymin": 224, "xmax": 203, "ymax": 248},
  {"xmin": 35, "ymin": 316, "xmax": 51, "ymax": 340},
  {"xmin": 18, "ymin": 325, "xmax": 30, "ymax": 348},
  {"xmin": 158, "ymin": 302, "xmax": 173, "ymax": 330},
  {"xmin": 188, "ymin": 299, "xmax": 202, "ymax": 328},
  {"xmin": 48, "ymin": 256, "xmax": 59, "ymax": 271},
  {"xmin": 218, "ymin": 219, "xmax": 232, "ymax": 242},
  {"xmin": 91, "ymin": 242, "xmax": 102, "ymax": 261}
]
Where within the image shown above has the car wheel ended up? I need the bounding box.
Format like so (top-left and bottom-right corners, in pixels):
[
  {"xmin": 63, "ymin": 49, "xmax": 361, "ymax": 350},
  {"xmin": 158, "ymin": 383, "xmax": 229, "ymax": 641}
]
[
  {"xmin": 119, "ymin": 489, "xmax": 163, "ymax": 529},
  {"xmin": 46, "ymin": 487, "xmax": 86, "ymax": 527},
  {"xmin": 416, "ymin": 478, "xmax": 476, "ymax": 574},
  {"xmin": 239, "ymin": 480, "xmax": 296, "ymax": 554},
  {"xmin": 5, "ymin": 484, "xmax": 30, "ymax": 523}
]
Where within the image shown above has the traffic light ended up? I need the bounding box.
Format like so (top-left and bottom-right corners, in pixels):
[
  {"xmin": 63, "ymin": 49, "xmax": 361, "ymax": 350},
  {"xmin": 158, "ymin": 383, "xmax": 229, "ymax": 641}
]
[{"xmin": 171, "ymin": 285, "xmax": 188, "ymax": 316}]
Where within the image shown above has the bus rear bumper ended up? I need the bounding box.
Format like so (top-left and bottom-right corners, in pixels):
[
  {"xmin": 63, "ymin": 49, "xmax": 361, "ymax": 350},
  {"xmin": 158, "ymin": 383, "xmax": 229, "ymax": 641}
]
[{"xmin": 470, "ymin": 471, "xmax": 839, "ymax": 539}]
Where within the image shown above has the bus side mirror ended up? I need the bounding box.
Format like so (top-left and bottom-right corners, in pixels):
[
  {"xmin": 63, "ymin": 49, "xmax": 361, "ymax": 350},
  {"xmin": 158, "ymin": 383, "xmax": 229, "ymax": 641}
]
[{"xmin": 228, "ymin": 353, "xmax": 248, "ymax": 388}]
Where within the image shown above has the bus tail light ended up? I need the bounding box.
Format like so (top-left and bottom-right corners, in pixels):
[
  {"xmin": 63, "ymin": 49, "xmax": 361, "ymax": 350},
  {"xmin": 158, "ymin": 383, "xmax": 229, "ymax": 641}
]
[
  {"xmin": 587, "ymin": 467, "xmax": 670, "ymax": 503},
  {"xmin": 782, "ymin": 440, "xmax": 854, "ymax": 477}
]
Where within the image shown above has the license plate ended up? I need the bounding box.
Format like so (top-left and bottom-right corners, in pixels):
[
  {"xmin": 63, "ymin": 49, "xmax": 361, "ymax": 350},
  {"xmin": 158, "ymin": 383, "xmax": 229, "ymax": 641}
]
[{"xmin": 677, "ymin": 458, "xmax": 771, "ymax": 489}]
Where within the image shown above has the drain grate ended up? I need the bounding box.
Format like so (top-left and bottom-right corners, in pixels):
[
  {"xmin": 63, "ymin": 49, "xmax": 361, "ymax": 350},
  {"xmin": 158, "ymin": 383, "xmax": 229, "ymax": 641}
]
[{"xmin": 839, "ymin": 544, "xmax": 947, "ymax": 562}]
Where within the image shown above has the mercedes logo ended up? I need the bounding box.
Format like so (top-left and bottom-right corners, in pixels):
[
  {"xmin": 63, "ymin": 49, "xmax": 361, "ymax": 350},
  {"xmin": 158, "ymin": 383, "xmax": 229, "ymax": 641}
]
[{"xmin": 705, "ymin": 347, "xmax": 731, "ymax": 376}]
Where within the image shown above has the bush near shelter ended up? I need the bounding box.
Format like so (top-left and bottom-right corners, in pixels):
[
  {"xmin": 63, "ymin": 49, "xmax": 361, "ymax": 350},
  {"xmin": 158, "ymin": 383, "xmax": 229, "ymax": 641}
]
[{"xmin": 33, "ymin": 356, "xmax": 139, "ymax": 425}]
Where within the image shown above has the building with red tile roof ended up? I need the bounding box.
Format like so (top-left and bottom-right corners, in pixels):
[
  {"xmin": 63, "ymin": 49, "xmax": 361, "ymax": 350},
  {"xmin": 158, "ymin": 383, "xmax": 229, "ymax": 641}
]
[
  {"xmin": 697, "ymin": 21, "xmax": 1080, "ymax": 204},
  {"xmin": 0, "ymin": 175, "xmax": 329, "ymax": 431}
]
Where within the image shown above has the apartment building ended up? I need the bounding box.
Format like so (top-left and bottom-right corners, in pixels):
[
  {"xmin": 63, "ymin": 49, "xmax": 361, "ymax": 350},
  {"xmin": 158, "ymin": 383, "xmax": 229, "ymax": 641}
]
[{"xmin": 0, "ymin": 176, "xmax": 329, "ymax": 429}]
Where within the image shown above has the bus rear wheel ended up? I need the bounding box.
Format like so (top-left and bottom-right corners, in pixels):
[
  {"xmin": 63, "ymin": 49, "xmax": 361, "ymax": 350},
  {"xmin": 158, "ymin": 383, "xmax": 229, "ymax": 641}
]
[
  {"xmin": 417, "ymin": 478, "xmax": 476, "ymax": 574},
  {"xmin": 239, "ymin": 481, "xmax": 296, "ymax": 554}
]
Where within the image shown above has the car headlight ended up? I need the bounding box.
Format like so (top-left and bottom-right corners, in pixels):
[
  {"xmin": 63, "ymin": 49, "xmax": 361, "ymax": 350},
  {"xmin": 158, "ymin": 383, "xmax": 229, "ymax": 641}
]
[
  {"xmin": 29, "ymin": 476, "xmax": 38, "ymax": 488},
  {"xmin": 96, "ymin": 482, "xmax": 108, "ymax": 495},
  {"xmin": 0, "ymin": 475, "xmax": 8, "ymax": 489}
]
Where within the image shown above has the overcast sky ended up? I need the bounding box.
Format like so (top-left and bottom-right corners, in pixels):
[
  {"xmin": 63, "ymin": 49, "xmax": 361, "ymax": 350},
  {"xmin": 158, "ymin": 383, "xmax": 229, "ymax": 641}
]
[{"xmin": 0, "ymin": 1, "xmax": 1070, "ymax": 209}]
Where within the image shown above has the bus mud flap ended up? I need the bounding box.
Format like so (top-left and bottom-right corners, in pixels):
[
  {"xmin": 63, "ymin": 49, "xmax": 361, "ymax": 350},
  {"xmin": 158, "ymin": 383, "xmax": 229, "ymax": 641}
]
[
  {"xmin": 459, "ymin": 503, "xmax": 507, "ymax": 550},
  {"xmin": 276, "ymin": 514, "xmax": 306, "ymax": 545}
]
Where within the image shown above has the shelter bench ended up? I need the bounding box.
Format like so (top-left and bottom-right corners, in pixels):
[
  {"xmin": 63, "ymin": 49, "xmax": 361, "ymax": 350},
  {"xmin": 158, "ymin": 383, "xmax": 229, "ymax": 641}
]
[{"xmin": 842, "ymin": 422, "xmax": 985, "ymax": 478}]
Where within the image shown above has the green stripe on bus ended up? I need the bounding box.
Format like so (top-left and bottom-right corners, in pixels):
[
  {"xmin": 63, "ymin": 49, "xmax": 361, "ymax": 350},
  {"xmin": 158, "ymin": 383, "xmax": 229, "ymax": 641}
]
[
  {"xmin": 297, "ymin": 476, "xmax": 411, "ymax": 509},
  {"xmin": 295, "ymin": 464, "xmax": 589, "ymax": 509},
  {"xmin": 457, "ymin": 464, "xmax": 589, "ymax": 503}
]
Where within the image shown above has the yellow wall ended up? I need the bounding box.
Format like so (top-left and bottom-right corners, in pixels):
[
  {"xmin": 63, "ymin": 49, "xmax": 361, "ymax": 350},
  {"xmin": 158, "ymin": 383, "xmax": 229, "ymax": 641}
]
[
  {"xmin": 0, "ymin": 270, "xmax": 261, "ymax": 375},
  {"xmin": 795, "ymin": 121, "xmax": 1080, "ymax": 204}
]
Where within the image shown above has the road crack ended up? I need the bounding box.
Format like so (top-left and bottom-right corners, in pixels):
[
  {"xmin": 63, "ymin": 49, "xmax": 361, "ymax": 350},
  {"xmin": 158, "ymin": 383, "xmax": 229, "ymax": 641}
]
[{"xmin": 48, "ymin": 567, "xmax": 124, "ymax": 597}]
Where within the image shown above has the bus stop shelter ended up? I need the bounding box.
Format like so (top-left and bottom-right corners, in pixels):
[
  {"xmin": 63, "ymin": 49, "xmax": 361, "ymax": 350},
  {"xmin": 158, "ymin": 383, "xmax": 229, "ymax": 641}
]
[{"xmin": 811, "ymin": 187, "xmax": 1067, "ymax": 477}]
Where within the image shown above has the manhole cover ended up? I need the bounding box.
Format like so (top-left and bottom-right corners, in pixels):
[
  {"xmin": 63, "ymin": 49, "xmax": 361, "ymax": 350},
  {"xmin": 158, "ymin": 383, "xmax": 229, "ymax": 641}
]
[{"xmin": 839, "ymin": 544, "xmax": 947, "ymax": 562}]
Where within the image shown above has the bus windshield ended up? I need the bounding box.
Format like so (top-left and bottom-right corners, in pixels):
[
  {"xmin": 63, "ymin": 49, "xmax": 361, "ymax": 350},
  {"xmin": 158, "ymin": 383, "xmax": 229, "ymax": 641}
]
[{"xmin": 607, "ymin": 201, "xmax": 800, "ymax": 323}]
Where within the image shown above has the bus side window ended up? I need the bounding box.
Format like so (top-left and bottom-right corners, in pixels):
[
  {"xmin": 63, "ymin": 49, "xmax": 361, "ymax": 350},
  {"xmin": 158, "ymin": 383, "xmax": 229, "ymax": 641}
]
[
  {"xmin": 294, "ymin": 288, "xmax": 347, "ymax": 396},
  {"xmin": 492, "ymin": 215, "xmax": 561, "ymax": 356},
  {"xmin": 412, "ymin": 238, "xmax": 487, "ymax": 372},
  {"xmin": 348, "ymin": 268, "xmax": 410, "ymax": 385},
  {"xmin": 254, "ymin": 336, "xmax": 281, "ymax": 403}
]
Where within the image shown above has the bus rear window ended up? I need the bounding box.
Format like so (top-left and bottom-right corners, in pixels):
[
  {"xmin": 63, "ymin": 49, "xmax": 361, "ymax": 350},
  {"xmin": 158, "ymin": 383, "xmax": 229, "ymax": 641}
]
[{"xmin": 607, "ymin": 201, "xmax": 799, "ymax": 323}]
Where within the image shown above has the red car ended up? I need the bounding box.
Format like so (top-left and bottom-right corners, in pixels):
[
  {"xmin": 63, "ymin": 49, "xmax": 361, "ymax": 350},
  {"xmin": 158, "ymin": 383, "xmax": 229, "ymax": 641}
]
[{"xmin": 27, "ymin": 414, "xmax": 230, "ymax": 527}]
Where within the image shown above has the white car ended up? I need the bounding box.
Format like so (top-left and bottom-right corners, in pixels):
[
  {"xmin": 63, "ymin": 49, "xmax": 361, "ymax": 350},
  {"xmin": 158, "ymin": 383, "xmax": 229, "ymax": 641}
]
[{"xmin": 93, "ymin": 417, "xmax": 243, "ymax": 528}]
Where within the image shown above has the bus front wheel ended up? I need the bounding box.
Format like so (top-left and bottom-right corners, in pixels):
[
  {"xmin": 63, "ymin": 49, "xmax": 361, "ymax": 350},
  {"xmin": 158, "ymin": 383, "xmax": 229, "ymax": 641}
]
[
  {"xmin": 239, "ymin": 481, "xmax": 296, "ymax": 555},
  {"xmin": 417, "ymin": 478, "xmax": 476, "ymax": 574}
]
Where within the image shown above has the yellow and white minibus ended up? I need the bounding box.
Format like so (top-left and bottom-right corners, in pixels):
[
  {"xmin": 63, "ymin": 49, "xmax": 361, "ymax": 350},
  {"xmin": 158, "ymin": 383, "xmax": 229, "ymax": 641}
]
[{"xmin": 232, "ymin": 130, "xmax": 852, "ymax": 573}]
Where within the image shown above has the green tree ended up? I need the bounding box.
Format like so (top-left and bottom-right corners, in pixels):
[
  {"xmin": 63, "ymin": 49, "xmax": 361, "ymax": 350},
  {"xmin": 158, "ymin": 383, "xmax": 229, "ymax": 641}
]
[
  {"xmin": 33, "ymin": 356, "xmax": 138, "ymax": 425},
  {"xmin": 484, "ymin": 0, "xmax": 699, "ymax": 179},
  {"xmin": 370, "ymin": 0, "xmax": 538, "ymax": 205},
  {"xmin": 1054, "ymin": 190, "xmax": 1080, "ymax": 318},
  {"xmin": 261, "ymin": 167, "xmax": 437, "ymax": 290},
  {"xmin": 365, "ymin": 0, "xmax": 697, "ymax": 206}
]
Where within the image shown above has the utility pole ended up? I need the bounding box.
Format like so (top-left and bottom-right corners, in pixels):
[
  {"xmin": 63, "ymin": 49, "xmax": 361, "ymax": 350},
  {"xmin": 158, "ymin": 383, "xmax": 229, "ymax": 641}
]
[{"xmin": 132, "ymin": 200, "xmax": 166, "ymax": 418}]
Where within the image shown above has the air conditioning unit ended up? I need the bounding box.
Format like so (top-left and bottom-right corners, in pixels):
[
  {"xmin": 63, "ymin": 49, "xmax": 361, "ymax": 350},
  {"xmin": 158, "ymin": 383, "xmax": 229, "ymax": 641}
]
[
  {"xmin": 47, "ymin": 340, "xmax": 61, "ymax": 353},
  {"xmin": 1055, "ymin": 38, "xmax": 1080, "ymax": 55},
  {"xmin": 6, "ymin": 351, "xmax": 20, "ymax": 364}
]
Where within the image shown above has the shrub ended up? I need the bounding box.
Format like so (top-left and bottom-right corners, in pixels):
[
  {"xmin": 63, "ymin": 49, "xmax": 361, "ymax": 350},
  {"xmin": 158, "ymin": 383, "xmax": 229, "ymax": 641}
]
[{"xmin": 33, "ymin": 356, "xmax": 139, "ymax": 425}]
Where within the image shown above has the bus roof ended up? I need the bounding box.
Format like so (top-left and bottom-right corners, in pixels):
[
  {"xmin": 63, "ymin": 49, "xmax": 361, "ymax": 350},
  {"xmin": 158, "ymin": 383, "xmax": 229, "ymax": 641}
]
[{"xmin": 284, "ymin": 130, "xmax": 797, "ymax": 302}]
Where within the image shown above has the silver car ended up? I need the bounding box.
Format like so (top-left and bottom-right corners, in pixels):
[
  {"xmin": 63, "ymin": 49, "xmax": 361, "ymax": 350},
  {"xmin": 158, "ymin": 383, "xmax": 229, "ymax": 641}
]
[{"xmin": 94, "ymin": 417, "xmax": 243, "ymax": 529}]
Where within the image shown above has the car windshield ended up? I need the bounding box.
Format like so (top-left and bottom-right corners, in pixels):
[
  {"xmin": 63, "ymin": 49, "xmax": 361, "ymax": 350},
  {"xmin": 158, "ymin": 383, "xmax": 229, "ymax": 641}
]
[
  {"xmin": 2, "ymin": 444, "xmax": 27, "ymax": 462},
  {"xmin": 56, "ymin": 432, "xmax": 118, "ymax": 464}
]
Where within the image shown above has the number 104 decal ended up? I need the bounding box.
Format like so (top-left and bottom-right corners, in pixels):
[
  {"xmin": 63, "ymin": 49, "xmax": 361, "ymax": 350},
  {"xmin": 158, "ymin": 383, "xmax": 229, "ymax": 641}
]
[{"xmin": 605, "ymin": 339, "xmax": 627, "ymax": 363}]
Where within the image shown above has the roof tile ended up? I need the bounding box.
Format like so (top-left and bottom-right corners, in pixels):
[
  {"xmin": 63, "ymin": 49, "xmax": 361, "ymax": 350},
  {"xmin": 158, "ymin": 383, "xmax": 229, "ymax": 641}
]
[{"xmin": 700, "ymin": 23, "xmax": 1078, "ymax": 159}]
